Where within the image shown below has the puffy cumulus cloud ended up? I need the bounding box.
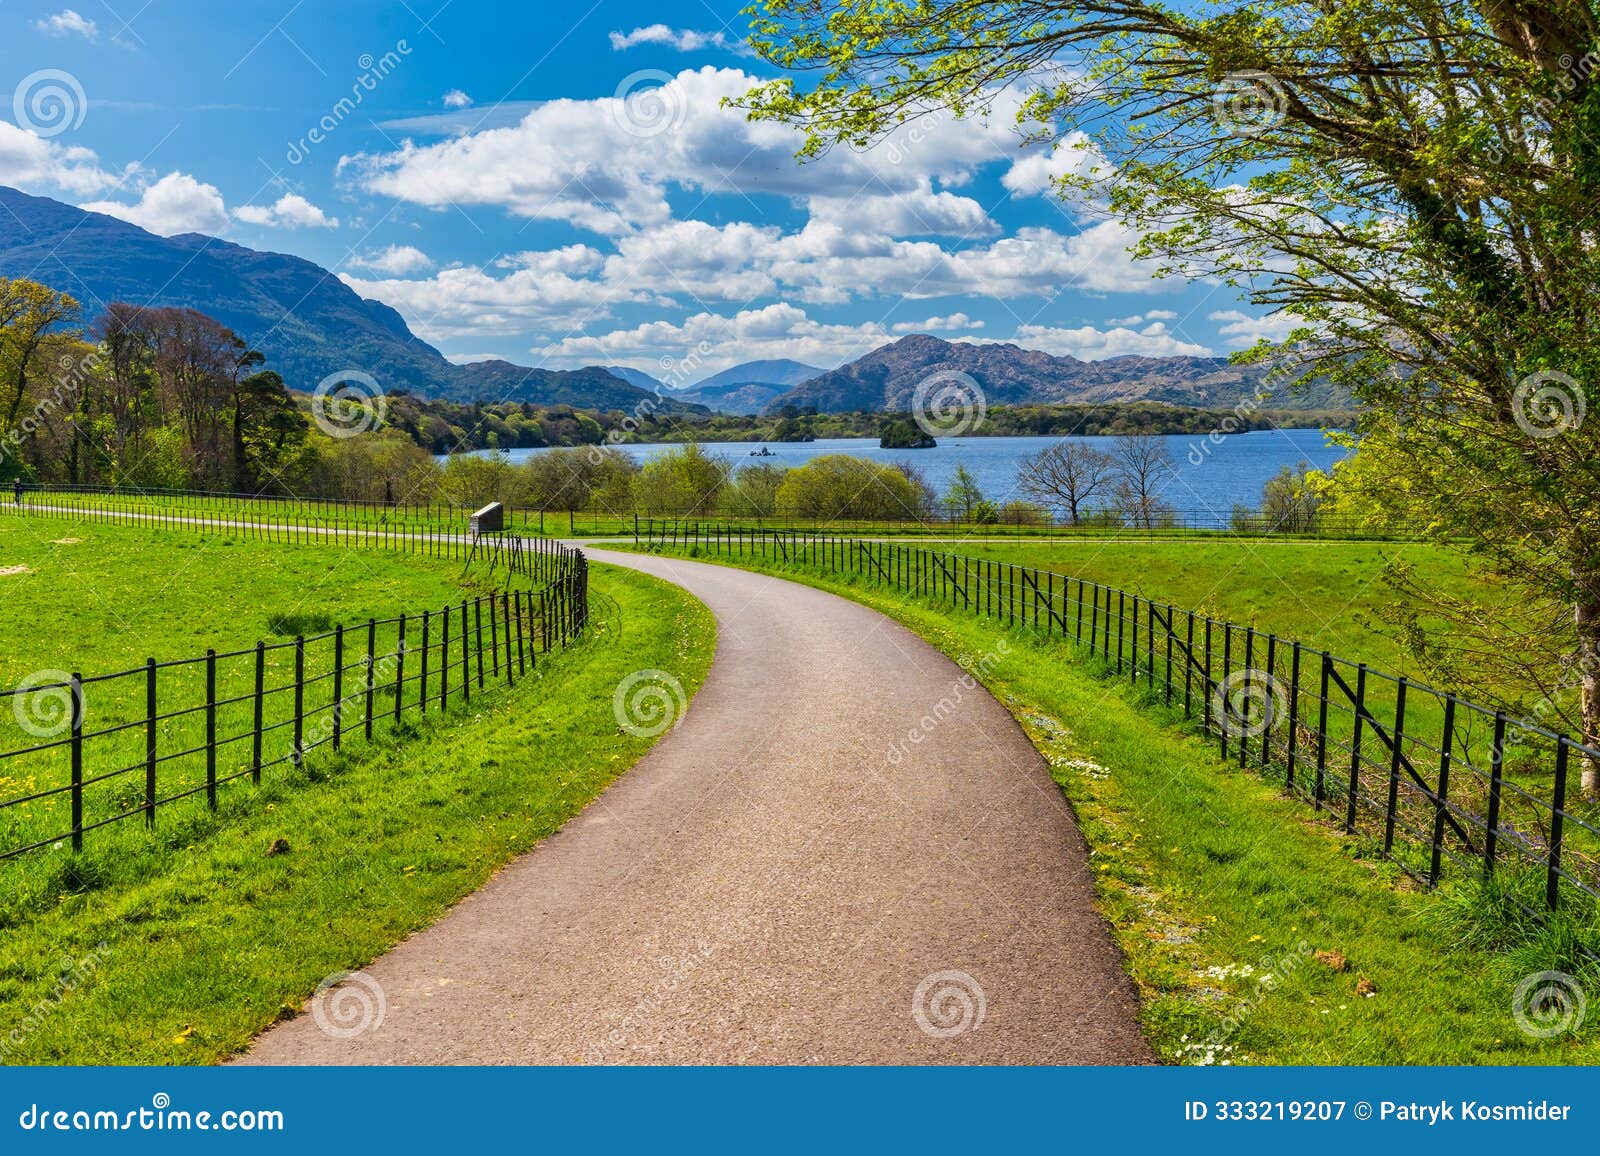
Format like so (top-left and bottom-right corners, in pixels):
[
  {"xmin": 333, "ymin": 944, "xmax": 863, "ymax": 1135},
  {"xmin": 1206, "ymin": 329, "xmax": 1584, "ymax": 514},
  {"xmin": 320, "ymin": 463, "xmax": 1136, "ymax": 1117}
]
[
  {"xmin": 537, "ymin": 304, "xmax": 894, "ymax": 373},
  {"xmin": 234, "ymin": 192, "xmax": 339, "ymax": 229},
  {"xmin": 442, "ymin": 89, "xmax": 473, "ymax": 109},
  {"xmin": 0, "ymin": 120, "xmax": 124, "ymax": 195},
  {"xmin": 345, "ymin": 67, "xmax": 1042, "ymax": 236},
  {"xmin": 1208, "ymin": 308, "xmax": 1301, "ymax": 347},
  {"xmin": 1107, "ymin": 309, "xmax": 1178, "ymax": 326},
  {"xmin": 35, "ymin": 9, "xmax": 97, "ymax": 38},
  {"xmin": 893, "ymin": 312, "xmax": 982, "ymax": 333},
  {"xmin": 340, "ymin": 251, "xmax": 654, "ymax": 342},
  {"xmin": 349, "ymin": 244, "xmax": 434, "ymax": 275},
  {"xmin": 806, "ymin": 186, "xmax": 996, "ymax": 238},
  {"xmin": 1000, "ymin": 131, "xmax": 1111, "ymax": 198},
  {"xmin": 608, "ymin": 25, "xmax": 745, "ymax": 53},
  {"xmin": 81, "ymin": 172, "xmax": 228, "ymax": 236},
  {"xmin": 1005, "ymin": 321, "xmax": 1214, "ymax": 360}
]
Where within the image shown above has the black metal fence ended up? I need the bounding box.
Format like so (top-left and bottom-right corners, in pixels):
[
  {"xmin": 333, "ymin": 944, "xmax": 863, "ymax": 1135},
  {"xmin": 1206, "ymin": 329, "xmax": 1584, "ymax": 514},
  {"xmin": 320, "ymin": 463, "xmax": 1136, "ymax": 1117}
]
[
  {"xmin": 637, "ymin": 520, "xmax": 1600, "ymax": 915},
  {"xmin": 0, "ymin": 533, "xmax": 589, "ymax": 863}
]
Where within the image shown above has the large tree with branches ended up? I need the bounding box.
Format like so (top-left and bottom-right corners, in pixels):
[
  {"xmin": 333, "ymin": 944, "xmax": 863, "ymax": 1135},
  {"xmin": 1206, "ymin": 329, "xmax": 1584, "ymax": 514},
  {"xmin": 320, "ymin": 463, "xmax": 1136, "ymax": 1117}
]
[{"xmin": 739, "ymin": 0, "xmax": 1600, "ymax": 785}]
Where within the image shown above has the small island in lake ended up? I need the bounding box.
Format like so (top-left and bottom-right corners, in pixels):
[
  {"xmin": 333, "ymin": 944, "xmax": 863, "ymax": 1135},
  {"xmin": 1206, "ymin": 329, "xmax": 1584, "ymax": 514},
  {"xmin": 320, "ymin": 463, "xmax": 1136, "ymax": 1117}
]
[{"xmin": 879, "ymin": 418, "xmax": 937, "ymax": 449}]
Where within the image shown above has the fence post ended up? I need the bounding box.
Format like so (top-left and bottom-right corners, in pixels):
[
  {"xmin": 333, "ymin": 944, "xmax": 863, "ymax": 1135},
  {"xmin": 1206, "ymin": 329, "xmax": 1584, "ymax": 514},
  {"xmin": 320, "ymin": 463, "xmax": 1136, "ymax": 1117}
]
[
  {"xmin": 69, "ymin": 672, "xmax": 83, "ymax": 851},
  {"xmin": 394, "ymin": 615, "xmax": 407, "ymax": 722},
  {"xmin": 333, "ymin": 625, "xmax": 345, "ymax": 751},
  {"xmin": 475, "ymin": 598, "xmax": 486, "ymax": 688},
  {"xmin": 1130, "ymin": 595, "xmax": 1139, "ymax": 683},
  {"xmin": 253, "ymin": 642, "xmax": 265, "ymax": 782},
  {"xmin": 420, "ymin": 610, "xmax": 431, "ymax": 714},
  {"xmin": 1220, "ymin": 624, "xmax": 1232, "ymax": 759},
  {"xmin": 1240, "ymin": 627, "xmax": 1254, "ymax": 767},
  {"xmin": 1184, "ymin": 611, "xmax": 1195, "ymax": 717},
  {"xmin": 1548, "ymin": 735, "xmax": 1569, "ymax": 909},
  {"xmin": 515, "ymin": 591, "xmax": 527, "ymax": 673},
  {"xmin": 1483, "ymin": 711, "xmax": 1507, "ymax": 877},
  {"xmin": 205, "ymin": 648, "xmax": 218, "ymax": 809},
  {"xmin": 293, "ymin": 636, "xmax": 306, "ymax": 763},
  {"xmin": 1345, "ymin": 664, "xmax": 1367, "ymax": 833},
  {"xmin": 460, "ymin": 602, "xmax": 471, "ymax": 705},
  {"xmin": 1116, "ymin": 590, "xmax": 1125, "ymax": 674},
  {"xmin": 489, "ymin": 596, "xmax": 500, "ymax": 677},
  {"xmin": 1315, "ymin": 652, "xmax": 1331, "ymax": 810},
  {"xmin": 1286, "ymin": 641, "xmax": 1301, "ymax": 792},
  {"xmin": 503, "ymin": 593, "xmax": 515, "ymax": 686},
  {"xmin": 145, "ymin": 658, "xmax": 157, "ymax": 827},
  {"xmin": 440, "ymin": 606, "xmax": 450, "ymax": 709},
  {"xmin": 364, "ymin": 620, "xmax": 376, "ymax": 742},
  {"xmin": 1383, "ymin": 677, "xmax": 1407, "ymax": 853}
]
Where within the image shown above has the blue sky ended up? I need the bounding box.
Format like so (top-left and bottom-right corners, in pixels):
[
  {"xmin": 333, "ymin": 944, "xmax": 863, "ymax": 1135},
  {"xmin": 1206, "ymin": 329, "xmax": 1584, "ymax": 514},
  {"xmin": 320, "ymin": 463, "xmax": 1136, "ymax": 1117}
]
[{"xmin": 0, "ymin": 0, "xmax": 1290, "ymax": 380}]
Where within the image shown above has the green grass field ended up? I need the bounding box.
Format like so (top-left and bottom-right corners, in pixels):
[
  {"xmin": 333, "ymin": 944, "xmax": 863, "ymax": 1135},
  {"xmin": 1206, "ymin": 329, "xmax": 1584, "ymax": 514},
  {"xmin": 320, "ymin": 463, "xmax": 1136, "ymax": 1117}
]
[
  {"xmin": 0, "ymin": 553, "xmax": 714, "ymax": 1064},
  {"xmin": 630, "ymin": 539, "xmax": 1598, "ymax": 1064}
]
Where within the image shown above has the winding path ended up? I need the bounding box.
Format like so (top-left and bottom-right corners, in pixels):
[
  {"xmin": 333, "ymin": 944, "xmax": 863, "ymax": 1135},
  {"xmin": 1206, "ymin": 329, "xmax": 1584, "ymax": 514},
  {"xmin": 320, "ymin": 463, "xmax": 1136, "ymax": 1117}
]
[{"xmin": 244, "ymin": 548, "xmax": 1151, "ymax": 1065}]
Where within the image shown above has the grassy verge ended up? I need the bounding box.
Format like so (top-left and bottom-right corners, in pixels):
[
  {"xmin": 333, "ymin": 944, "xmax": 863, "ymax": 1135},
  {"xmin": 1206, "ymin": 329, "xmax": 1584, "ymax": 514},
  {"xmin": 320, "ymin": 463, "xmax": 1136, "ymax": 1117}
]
[
  {"xmin": 631, "ymin": 542, "xmax": 1598, "ymax": 1065},
  {"xmin": 0, "ymin": 562, "xmax": 715, "ymax": 1064}
]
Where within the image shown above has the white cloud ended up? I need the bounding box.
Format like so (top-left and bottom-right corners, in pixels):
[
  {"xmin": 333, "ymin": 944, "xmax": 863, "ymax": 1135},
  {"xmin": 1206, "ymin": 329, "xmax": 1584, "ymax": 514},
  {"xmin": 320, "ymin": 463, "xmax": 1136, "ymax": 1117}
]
[
  {"xmin": 345, "ymin": 67, "xmax": 1037, "ymax": 237},
  {"xmin": 1005, "ymin": 322, "xmax": 1214, "ymax": 360},
  {"xmin": 1000, "ymin": 132, "xmax": 1110, "ymax": 198},
  {"xmin": 1106, "ymin": 309, "xmax": 1179, "ymax": 326},
  {"xmin": 1208, "ymin": 309, "xmax": 1301, "ymax": 347},
  {"xmin": 0, "ymin": 120, "xmax": 123, "ymax": 195},
  {"xmin": 893, "ymin": 312, "xmax": 982, "ymax": 333},
  {"xmin": 234, "ymin": 192, "xmax": 339, "ymax": 229},
  {"xmin": 608, "ymin": 25, "xmax": 744, "ymax": 52},
  {"xmin": 442, "ymin": 89, "xmax": 473, "ymax": 109},
  {"xmin": 35, "ymin": 9, "xmax": 97, "ymax": 39},
  {"xmin": 349, "ymin": 244, "xmax": 434, "ymax": 275},
  {"xmin": 538, "ymin": 305, "xmax": 893, "ymax": 373},
  {"xmin": 81, "ymin": 172, "xmax": 228, "ymax": 236}
]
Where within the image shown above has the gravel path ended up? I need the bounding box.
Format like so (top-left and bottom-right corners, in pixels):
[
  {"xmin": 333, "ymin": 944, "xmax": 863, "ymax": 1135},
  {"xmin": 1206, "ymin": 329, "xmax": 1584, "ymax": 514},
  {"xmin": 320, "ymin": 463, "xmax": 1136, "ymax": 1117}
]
[{"xmin": 243, "ymin": 548, "xmax": 1151, "ymax": 1065}]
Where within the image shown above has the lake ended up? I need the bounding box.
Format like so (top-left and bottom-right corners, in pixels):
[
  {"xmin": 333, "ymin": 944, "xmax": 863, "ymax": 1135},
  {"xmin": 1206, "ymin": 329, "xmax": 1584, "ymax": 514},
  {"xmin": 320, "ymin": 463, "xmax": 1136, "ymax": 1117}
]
[{"xmin": 481, "ymin": 429, "xmax": 1347, "ymax": 521}]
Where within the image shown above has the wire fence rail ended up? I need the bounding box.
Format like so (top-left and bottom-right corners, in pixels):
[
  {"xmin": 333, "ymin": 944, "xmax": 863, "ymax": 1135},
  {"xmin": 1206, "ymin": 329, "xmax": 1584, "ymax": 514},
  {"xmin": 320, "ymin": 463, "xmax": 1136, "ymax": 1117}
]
[
  {"xmin": 0, "ymin": 512, "xmax": 590, "ymax": 863},
  {"xmin": 9, "ymin": 482, "xmax": 1410, "ymax": 541},
  {"xmin": 636, "ymin": 519, "xmax": 1600, "ymax": 916}
]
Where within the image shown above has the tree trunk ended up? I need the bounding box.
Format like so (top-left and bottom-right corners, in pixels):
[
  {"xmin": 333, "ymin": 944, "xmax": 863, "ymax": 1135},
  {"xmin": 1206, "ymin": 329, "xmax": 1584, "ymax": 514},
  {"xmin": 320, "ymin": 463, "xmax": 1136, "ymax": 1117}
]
[{"xmin": 1577, "ymin": 595, "xmax": 1600, "ymax": 796}]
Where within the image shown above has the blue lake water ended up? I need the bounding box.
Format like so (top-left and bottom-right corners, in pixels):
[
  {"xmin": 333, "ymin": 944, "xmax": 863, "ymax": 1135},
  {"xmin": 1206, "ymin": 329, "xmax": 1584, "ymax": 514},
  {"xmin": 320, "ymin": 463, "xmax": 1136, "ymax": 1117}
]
[{"xmin": 487, "ymin": 429, "xmax": 1347, "ymax": 519}]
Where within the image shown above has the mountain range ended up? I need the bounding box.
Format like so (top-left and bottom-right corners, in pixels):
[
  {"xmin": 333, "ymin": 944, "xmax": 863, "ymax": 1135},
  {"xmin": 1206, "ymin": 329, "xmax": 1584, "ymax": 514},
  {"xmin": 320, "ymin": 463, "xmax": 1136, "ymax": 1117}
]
[
  {"xmin": 0, "ymin": 186, "xmax": 1345, "ymax": 420},
  {"xmin": 765, "ymin": 334, "xmax": 1345, "ymax": 415},
  {"xmin": 0, "ymin": 186, "xmax": 699, "ymax": 414}
]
